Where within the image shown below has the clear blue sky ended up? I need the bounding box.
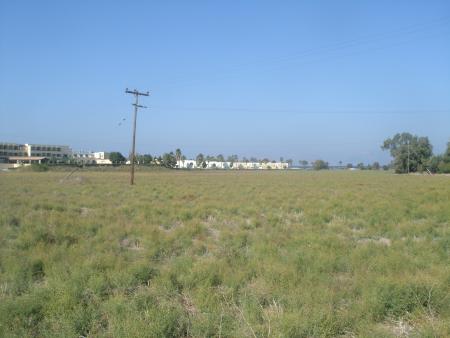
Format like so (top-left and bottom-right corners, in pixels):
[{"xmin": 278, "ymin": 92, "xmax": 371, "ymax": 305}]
[{"xmin": 1, "ymin": 0, "xmax": 449, "ymax": 165}]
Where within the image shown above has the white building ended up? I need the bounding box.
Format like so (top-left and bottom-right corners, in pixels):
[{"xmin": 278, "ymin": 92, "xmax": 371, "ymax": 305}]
[
  {"xmin": 72, "ymin": 151, "xmax": 106, "ymax": 160},
  {"xmin": 72, "ymin": 151, "xmax": 112, "ymax": 165},
  {"xmin": 177, "ymin": 159, "xmax": 197, "ymax": 169},
  {"xmin": 0, "ymin": 142, "xmax": 72, "ymax": 165}
]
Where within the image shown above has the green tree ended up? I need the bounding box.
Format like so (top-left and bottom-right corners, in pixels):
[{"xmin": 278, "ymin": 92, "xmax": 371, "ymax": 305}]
[
  {"xmin": 444, "ymin": 141, "xmax": 450, "ymax": 159},
  {"xmin": 109, "ymin": 152, "xmax": 126, "ymax": 165},
  {"xmin": 299, "ymin": 160, "xmax": 308, "ymax": 167},
  {"xmin": 438, "ymin": 161, "xmax": 450, "ymax": 173},
  {"xmin": 429, "ymin": 142, "xmax": 450, "ymax": 173},
  {"xmin": 313, "ymin": 160, "xmax": 329, "ymax": 170},
  {"xmin": 137, "ymin": 154, "xmax": 153, "ymax": 165},
  {"xmin": 227, "ymin": 155, "xmax": 238, "ymax": 162},
  {"xmin": 217, "ymin": 154, "xmax": 224, "ymax": 162},
  {"xmin": 161, "ymin": 152, "xmax": 177, "ymax": 168},
  {"xmin": 439, "ymin": 142, "xmax": 450, "ymax": 173},
  {"xmin": 196, "ymin": 153, "xmax": 205, "ymax": 168},
  {"xmin": 372, "ymin": 161, "xmax": 380, "ymax": 170},
  {"xmin": 427, "ymin": 155, "xmax": 442, "ymax": 173},
  {"xmin": 382, "ymin": 133, "xmax": 433, "ymax": 173}
]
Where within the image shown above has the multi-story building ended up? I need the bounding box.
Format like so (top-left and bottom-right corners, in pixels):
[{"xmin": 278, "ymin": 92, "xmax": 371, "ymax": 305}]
[
  {"xmin": 26, "ymin": 144, "xmax": 72, "ymax": 159},
  {"xmin": 0, "ymin": 142, "xmax": 72, "ymax": 165}
]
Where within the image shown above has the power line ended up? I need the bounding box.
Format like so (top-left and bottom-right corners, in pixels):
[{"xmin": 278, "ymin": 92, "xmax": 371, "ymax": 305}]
[
  {"xmin": 125, "ymin": 88, "xmax": 149, "ymax": 185},
  {"xmin": 154, "ymin": 16, "xmax": 450, "ymax": 90},
  {"xmin": 150, "ymin": 105, "xmax": 450, "ymax": 115}
]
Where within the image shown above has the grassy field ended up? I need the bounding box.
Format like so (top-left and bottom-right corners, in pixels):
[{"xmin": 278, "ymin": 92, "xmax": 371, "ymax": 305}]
[{"xmin": 0, "ymin": 170, "xmax": 449, "ymax": 337}]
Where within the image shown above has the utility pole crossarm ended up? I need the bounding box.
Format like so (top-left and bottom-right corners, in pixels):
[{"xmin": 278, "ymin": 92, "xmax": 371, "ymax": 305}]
[{"xmin": 126, "ymin": 88, "xmax": 150, "ymax": 96}]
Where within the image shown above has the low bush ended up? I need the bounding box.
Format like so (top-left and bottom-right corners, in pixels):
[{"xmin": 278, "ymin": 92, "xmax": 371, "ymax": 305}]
[{"xmin": 30, "ymin": 163, "xmax": 49, "ymax": 172}]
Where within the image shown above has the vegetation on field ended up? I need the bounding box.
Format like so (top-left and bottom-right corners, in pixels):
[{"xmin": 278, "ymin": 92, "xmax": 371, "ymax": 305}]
[
  {"xmin": 30, "ymin": 163, "xmax": 49, "ymax": 172},
  {"xmin": 0, "ymin": 171, "xmax": 449, "ymax": 337}
]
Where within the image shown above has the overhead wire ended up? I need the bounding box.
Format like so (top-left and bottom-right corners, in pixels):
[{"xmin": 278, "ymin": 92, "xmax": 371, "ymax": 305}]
[
  {"xmin": 153, "ymin": 16, "xmax": 450, "ymax": 91},
  {"xmin": 148, "ymin": 16, "xmax": 450, "ymax": 116}
]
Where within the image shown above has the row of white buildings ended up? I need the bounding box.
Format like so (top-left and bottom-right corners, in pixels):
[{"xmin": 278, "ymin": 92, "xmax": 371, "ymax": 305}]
[
  {"xmin": 177, "ymin": 159, "xmax": 289, "ymax": 170},
  {"xmin": 1, "ymin": 142, "xmax": 289, "ymax": 170}
]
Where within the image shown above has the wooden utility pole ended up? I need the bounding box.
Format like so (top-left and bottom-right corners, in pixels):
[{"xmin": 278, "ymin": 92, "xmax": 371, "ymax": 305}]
[
  {"xmin": 407, "ymin": 141, "xmax": 410, "ymax": 174},
  {"xmin": 125, "ymin": 88, "xmax": 149, "ymax": 185}
]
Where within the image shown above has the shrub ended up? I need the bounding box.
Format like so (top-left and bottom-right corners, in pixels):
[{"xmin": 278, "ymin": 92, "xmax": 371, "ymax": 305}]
[
  {"xmin": 30, "ymin": 163, "xmax": 49, "ymax": 172},
  {"xmin": 371, "ymin": 281, "xmax": 446, "ymax": 320},
  {"xmin": 313, "ymin": 160, "xmax": 329, "ymax": 170}
]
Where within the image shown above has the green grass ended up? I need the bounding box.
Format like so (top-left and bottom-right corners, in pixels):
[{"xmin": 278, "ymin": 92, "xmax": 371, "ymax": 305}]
[{"xmin": 0, "ymin": 170, "xmax": 449, "ymax": 337}]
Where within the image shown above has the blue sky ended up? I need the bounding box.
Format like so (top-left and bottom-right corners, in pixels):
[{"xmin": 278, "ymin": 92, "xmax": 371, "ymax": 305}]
[{"xmin": 1, "ymin": 0, "xmax": 449, "ymax": 165}]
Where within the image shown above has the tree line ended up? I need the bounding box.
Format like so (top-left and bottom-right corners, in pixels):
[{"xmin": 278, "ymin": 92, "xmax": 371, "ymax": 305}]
[{"xmin": 107, "ymin": 132, "xmax": 450, "ymax": 173}]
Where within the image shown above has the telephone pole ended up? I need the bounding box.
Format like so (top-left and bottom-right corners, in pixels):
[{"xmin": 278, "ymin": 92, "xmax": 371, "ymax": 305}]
[
  {"xmin": 407, "ymin": 141, "xmax": 410, "ymax": 174},
  {"xmin": 125, "ymin": 88, "xmax": 149, "ymax": 185}
]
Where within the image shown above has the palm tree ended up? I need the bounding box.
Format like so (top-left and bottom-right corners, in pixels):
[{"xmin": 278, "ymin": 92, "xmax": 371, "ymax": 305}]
[{"xmin": 175, "ymin": 148, "xmax": 182, "ymax": 168}]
